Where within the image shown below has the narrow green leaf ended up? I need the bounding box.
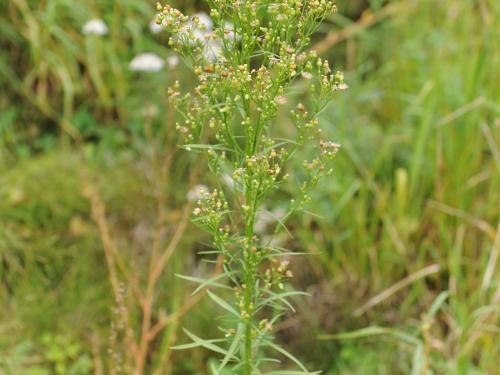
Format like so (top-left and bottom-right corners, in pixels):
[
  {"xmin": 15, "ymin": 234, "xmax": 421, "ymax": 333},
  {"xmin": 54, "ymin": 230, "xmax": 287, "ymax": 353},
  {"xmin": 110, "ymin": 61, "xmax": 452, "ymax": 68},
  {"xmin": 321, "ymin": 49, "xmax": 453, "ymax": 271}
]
[
  {"xmin": 426, "ymin": 290, "xmax": 449, "ymax": 320},
  {"xmin": 172, "ymin": 329, "xmax": 230, "ymax": 357},
  {"xmin": 472, "ymin": 305, "xmax": 500, "ymax": 318},
  {"xmin": 266, "ymin": 341, "xmax": 309, "ymax": 372},
  {"xmin": 218, "ymin": 324, "xmax": 243, "ymax": 370},
  {"xmin": 207, "ymin": 290, "xmax": 240, "ymax": 318},
  {"xmin": 181, "ymin": 144, "xmax": 233, "ymax": 152},
  {"xmin": 411, "ymin": 343, "xmax": 425, "ymax": 375},
  {"xmin": 209, "ymin": 362, "xmax": 221, "ymax": 375},
  {"xmin": 318, "ymin": 326, "xmax": 389, "ymax": 340},
  {"xmin": 175, "ymin": 273, "xmax": 230, "ymax": 295},
  {"xmin": 257, "ymin": 291, "xmax": 309, "ymax": 313},
  {"xmin": 319, "ymin": 326, "xmax": 420, "ymax": 346}
]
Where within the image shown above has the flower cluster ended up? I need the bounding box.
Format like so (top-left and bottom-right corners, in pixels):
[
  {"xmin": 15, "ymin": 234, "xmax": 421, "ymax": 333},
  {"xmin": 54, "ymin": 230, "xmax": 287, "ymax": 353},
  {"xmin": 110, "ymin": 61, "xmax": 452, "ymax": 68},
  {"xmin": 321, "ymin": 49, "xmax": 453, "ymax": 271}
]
[
  {"xmin": 192, "ymin": 188, "xmax": 229, "ymax": 231},
  {"xmin": 156, "ymin": 5, "xmax": 223, "ymax": 63},
  {"xmin": 264, "ymin": 258, "xmax": 293, "ymax": 290}
]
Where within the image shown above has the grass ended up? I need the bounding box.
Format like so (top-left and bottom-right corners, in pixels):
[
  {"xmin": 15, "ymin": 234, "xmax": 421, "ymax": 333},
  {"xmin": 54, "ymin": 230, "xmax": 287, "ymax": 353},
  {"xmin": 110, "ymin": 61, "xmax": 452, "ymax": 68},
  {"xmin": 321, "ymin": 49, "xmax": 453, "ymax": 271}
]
[
  {"xmin": 289, "ymin": 0, "xmax": 500, "ymax": 372},
  {"xmin": 1, "ymin": 0, "xmax": 499, "ymax": 374}
]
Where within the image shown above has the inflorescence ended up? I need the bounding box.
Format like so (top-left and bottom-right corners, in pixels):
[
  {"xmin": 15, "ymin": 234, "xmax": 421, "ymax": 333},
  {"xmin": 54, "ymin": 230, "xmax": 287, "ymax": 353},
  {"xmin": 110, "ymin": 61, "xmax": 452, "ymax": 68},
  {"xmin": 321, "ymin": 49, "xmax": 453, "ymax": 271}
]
[{"xmin": 157, "ymin": 1, "xmax": 345, "ymax": 373}]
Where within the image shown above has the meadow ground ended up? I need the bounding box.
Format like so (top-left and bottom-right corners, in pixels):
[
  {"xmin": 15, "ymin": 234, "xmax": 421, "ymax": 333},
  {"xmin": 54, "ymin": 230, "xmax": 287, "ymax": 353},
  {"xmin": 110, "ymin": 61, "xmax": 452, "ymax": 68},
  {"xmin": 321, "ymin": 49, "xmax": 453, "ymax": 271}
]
[{"xmin": 1, "ymin": 0, "xmax": 499, "ymax": 374}]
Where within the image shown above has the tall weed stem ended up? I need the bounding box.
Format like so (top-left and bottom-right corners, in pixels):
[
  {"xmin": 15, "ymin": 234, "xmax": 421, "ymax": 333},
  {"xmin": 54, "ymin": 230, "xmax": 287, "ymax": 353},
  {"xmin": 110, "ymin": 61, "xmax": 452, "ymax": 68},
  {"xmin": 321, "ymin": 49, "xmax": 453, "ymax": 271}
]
[{"xmin": 158, "ymin": 1, "xmax": 346, "ymax": 372}]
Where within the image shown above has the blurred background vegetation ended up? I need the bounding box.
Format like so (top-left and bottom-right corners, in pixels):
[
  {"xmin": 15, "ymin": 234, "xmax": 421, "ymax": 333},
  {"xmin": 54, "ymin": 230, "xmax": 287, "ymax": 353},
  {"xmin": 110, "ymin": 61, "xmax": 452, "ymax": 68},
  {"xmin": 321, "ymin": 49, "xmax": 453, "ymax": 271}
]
[{"xmin": 1, "ymin": 0, "xmax": 499, "ymax": 374}]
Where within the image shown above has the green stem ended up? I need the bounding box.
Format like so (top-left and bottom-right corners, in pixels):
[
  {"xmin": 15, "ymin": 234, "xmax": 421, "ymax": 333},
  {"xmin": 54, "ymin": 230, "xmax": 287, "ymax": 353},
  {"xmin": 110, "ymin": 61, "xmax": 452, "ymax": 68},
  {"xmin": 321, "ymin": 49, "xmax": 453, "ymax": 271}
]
[
  {"xmin": 244, "ymin": 265, "xmax": 253, "ymax": 375},
  {"xmin": 243, "ymin": 185, "xmax": 255, "ymax": 374}
]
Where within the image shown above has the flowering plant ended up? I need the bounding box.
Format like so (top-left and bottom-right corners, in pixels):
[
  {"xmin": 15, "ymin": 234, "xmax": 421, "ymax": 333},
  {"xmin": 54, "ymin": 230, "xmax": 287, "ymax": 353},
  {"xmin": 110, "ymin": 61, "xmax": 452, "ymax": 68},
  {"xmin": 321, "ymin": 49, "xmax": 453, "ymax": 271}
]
[{"xmin": 157, "ymin": 1, "xmax": 346, "ymax": 373}]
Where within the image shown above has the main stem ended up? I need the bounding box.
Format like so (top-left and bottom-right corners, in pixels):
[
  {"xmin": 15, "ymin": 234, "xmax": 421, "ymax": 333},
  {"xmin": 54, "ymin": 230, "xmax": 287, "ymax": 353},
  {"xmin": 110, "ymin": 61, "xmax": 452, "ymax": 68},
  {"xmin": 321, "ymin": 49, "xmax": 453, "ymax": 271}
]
[
  {"xmin": 244, "ymin": 262, "xmax": 254, "ymax": 375},
  {"xmin": 243, "ymin": 182, "xmax": 256, "ymax": 375}
]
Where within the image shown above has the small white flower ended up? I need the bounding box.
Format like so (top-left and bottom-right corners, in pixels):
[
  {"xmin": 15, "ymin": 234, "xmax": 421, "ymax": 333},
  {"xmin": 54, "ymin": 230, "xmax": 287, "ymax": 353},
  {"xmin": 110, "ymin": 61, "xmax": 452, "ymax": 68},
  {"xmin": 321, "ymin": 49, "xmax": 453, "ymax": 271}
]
[
  {"xmin": 129, "ymin": 53, "xmax": 165, "ymax": 72},
  {"xmin": 177, "ymin": 24, "xmax": 208, "ymax": 46},
  {"xmin": 167, "ymin": 55, "xmax": 180, "ymax": 68},
  {"xmin": 177, "ymin": 12, "xmax": 213, "ymax": 46},
  {"xmin": 149, "ymin": 19, "xmax": 163, "ymax": 34},
  {"xmin": 187, "ymin": 184, "xmax": 209, "ymax": 202},
  {"xmin": 82, "ymin": 19, "xmax": 108, "ymax": 36},
  {"xmin": 194, "ymin": 28, "xmax": 209, "ymax": 43},
  {"xmin": 301, "ymin": 71, "xmax": 313, "ymax": 80},
  {"xmin": 142, "ymin": 104, "xmax": 159, "ymax": 118},
  {"xmin": 203, "ymin": 40, "xmax": 222, "ymax": 63},
  {"xmin": 222, "ymin": 174, "xmax": 234, "ymax": 189},
  {"xmin": 274, "ymin": 95, "xmax": 287, "ymax": 105},
  {"xmin": 337, "ymin": 82, "xmax": 349, "ymax": 90},
  {"xmin": 224, "ymin": 21, "xmax": 242, "ymax": 42}
]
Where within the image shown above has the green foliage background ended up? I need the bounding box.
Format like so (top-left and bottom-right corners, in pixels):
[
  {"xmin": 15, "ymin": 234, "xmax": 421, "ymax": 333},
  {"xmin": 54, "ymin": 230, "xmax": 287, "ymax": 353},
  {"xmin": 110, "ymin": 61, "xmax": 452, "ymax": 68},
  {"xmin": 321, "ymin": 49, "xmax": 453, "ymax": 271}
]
[{"xmin": 1, "ymin": 0, "xmax": 499, "ymax": 374}]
